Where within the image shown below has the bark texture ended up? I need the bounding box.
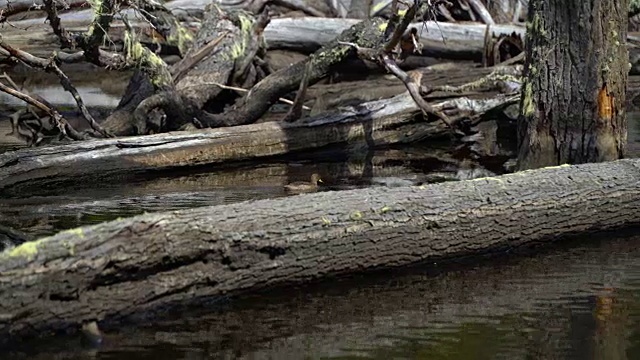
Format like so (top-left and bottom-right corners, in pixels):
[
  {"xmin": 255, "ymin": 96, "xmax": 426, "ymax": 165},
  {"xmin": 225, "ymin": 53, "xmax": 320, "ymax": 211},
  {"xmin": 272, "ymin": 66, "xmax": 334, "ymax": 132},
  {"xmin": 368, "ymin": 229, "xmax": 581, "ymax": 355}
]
[
  {"xmin": 1, "ymin": 158, "xmax": 640, "ymax": 345},
  {"xmin": 8, "ymin": 236, "xmax": 638, "ymax": 359},
  {"xmin": 0, "ymin": 91, "xmax": 513, "ymax": 192},
  {"xmin": 517, "ymin": 0, "xmax": 629, "ymax": 170}
]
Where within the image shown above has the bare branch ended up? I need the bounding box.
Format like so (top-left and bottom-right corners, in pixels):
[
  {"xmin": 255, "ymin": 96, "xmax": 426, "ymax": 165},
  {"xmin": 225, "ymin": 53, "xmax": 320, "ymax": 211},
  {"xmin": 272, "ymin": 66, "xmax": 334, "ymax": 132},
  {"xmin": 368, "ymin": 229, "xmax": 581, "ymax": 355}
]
[
  {"xmin": 43, "ymin": 0, "xmax": 75, "ymax": 49},
  {"xmin": 0, "ymin": 81, "xmax": 85, "ymax": 143},
  {"xmin": 0, "ymin": 40, "xmax": 113, "ymax": 137}
]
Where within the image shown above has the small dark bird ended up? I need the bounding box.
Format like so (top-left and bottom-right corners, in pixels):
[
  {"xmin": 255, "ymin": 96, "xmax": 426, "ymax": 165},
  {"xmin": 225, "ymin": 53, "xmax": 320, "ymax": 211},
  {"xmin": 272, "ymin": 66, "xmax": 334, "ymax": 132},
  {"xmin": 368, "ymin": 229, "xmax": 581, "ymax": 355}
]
[{"xmin": 284, "ymin": 173, "xmax": 323, "ymax": 194}]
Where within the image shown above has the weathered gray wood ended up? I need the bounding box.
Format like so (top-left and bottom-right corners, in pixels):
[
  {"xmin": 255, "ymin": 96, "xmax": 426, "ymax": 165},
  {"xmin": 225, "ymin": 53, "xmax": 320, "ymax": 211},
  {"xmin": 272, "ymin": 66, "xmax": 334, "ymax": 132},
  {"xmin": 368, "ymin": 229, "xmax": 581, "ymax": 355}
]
[
  {"xmin": 0, "ymin": 93, "xmax": 513, "ymax": 191},
  {"xmin": 0, "ymin": 157, "xmax": 639, "ymax": 345},
  {"xmin": 0, "ymin": 13, "xmax": 525, "ymax": 59},
  {"xmin": 262, "ymin": 18, "xmax": 525, "ymax": 57}
]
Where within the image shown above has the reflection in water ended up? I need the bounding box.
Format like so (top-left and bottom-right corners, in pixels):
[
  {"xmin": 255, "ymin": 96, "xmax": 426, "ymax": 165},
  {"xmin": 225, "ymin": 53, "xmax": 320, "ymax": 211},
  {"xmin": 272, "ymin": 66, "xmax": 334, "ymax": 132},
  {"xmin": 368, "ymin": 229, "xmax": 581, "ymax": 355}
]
[
  {"xmin": 0, "ymin": 147, "xmax": 474, "ymax": 239},
  {"xmin": 3, "ymin": 233, "xmax": 640, "ymax": 359}
]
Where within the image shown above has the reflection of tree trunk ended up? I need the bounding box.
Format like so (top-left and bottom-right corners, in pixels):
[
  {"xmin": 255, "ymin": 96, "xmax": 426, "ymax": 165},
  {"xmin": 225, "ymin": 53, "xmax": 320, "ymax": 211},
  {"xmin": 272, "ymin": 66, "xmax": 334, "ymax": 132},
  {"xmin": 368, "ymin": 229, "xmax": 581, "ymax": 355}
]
[
  {"xmin": 517, "ymin": 0, "xmax": 629, "ymax": 170},
  {"xmin": 593, "ymin": 288, "xmax": 629, "ymax": 360}
]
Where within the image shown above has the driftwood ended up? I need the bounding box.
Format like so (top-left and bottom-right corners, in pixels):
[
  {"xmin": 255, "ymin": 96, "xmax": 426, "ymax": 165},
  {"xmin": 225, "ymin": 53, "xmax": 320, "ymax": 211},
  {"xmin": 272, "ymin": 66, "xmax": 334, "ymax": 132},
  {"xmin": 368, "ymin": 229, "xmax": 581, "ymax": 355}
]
[
  {"xmin": 0, "ymin": 87, "xmax": 518, "ymax": 191},
  {"xmin": 0, "ymin": 157, "xmax": 639, "ymax": 345}
]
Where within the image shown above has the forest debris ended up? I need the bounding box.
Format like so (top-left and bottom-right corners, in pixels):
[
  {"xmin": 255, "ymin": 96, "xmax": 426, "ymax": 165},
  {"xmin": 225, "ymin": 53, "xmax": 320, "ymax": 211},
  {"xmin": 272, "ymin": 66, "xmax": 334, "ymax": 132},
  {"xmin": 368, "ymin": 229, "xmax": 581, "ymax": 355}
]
[
  {"xmin": 0, "ymin": 40, "xmax": 112, "ymax": 138},
  {"xmin": 0, "ymin": 88, "xmax": 518, "ymax": 190},
  {"xmin": 0, "ymin": 79, "xmax": 84, "ymax": 144}
]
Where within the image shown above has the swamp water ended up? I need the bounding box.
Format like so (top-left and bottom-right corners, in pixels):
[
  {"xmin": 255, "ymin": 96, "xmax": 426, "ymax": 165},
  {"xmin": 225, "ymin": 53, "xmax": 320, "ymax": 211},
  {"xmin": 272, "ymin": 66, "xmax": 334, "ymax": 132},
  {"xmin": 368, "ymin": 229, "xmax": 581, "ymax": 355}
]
[{"xmin": 1, "ymin": 71, "xmax": 640, "ymax": 359}]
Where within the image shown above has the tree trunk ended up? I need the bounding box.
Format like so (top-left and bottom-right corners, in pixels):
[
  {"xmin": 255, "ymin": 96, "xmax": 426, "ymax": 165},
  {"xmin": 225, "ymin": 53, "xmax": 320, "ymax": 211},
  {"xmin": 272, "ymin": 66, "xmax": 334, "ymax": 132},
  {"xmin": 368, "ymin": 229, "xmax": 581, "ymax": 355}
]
[
  {"xmin": 517, "ymin": 0, "xmax": 629, "ymax": 170},
  {"xmin": 1, "ymin": 157, "xmax": 640, "ymax": 345}
]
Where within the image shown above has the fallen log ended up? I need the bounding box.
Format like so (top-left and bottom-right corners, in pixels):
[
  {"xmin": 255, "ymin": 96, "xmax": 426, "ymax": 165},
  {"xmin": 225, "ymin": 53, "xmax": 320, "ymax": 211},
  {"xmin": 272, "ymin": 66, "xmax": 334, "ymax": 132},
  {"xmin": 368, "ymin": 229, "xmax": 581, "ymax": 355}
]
[
  {"xmin": 0, "ymin": 13, "xmax": 525, "ymax": 60},
  {"xmin": 7, "ymin": 233, "xmax": 636, "ymax": 358},
  {"xmin": 1, "ymin": 157, "xmax": 639, "ymax": 345},
  {"xmin": 0, "ymin": 91, "xmax": 513, "ymax": 191}
]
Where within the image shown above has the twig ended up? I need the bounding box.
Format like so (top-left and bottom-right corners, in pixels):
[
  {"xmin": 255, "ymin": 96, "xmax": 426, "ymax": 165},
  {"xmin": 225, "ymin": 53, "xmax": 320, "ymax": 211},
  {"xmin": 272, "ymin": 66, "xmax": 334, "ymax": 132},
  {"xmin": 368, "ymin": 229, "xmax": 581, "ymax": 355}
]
[
  {"xmin": 208, "ymin": 82, "xmax": 310, "ymax": 110},
  {"xmin": 79, "ymin": 0, "xmax": 119, "ymax": 63},
  {"xmin": 0, "ymin": 81, "xmax": 85, "ymax": 142},
  {"xmin": 381, "ymin": 54, "xmax": 452, "ymax": 128},
  {"xmin": 466, "ymin": 0, "xmax": 495, "ymax": 25},
  {"xmin": 383, "ymin": 0, "xmax": 423, "ymax": 54},
  {"xmin": 0, "ymin": 40, "xmax": 113, "ymax": 137},
  {"xmin": 43, "ymin": 0, "xmax": 75, "ymax": 49},
  {"xmin": 42, "ymin": 0, "xmax": 126, "ymax": 68},
  {"xmin": 283, "ymin": 59, "xmax": 312, "ymax": 122}
]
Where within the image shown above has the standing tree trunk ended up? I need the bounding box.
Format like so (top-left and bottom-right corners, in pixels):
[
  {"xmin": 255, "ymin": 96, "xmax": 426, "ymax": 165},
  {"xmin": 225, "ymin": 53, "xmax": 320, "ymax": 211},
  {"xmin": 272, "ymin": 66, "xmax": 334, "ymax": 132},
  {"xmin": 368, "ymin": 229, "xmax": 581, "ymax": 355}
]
[{"xmin": 517, "ymin": 0, "xmax": 629, "ymax": 170}]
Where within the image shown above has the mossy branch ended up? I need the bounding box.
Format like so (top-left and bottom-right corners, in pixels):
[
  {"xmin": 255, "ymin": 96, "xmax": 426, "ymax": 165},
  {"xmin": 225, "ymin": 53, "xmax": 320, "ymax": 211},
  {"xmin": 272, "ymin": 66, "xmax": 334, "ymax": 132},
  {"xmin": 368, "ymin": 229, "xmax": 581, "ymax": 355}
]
[
  {"xmin": 121, "ymin": 15, "xmax": 173, "ymax": 90},
  {"xmin": 79, "ymin": 0, "xmax": 120, "ymax": 63}
]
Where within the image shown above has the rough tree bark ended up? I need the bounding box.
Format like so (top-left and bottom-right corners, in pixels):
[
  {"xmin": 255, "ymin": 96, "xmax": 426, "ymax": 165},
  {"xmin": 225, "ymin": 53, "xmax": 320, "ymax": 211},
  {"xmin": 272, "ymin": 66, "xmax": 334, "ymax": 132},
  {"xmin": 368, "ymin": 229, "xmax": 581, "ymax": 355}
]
[
  {"xmin": 1, "ymin": 157, "xmax": 640, "ymax": 345},
  {"xmin": 517, "ymin": 0, "xmax": 629, "ymax": 170}
]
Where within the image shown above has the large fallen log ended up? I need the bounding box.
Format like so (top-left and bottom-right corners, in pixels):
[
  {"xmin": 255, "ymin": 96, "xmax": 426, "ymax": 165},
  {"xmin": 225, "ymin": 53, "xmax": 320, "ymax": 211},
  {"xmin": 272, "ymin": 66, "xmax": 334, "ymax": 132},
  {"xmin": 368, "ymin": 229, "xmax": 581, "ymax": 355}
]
[
  {"xmin": 263, "ymin": 17, "xmax": 524, "ymax": 57},
  {"xmin": 1, "ymin": 157, "xmax": 639, "ymax": 345},
  {"xmin": 0, "ymin": 91, "xmax": 513, "ymax": 191},
  {"xmin": 8, "ymin": 233, "xmax": 636, "ymax": 358}
]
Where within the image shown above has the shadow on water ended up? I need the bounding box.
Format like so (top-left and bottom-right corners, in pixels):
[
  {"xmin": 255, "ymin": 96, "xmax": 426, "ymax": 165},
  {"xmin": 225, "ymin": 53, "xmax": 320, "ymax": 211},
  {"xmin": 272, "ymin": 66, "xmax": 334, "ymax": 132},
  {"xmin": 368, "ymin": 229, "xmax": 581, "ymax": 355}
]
[{"xmin": 2, "ymin": 230, "xmax": 640, "ymax": 359}]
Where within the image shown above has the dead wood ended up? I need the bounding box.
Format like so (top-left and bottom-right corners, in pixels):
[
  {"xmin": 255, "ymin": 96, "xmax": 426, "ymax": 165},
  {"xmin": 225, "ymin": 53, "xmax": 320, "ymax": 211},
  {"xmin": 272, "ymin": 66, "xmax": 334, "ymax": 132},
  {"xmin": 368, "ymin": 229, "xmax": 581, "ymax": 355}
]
[
  {"xmin": 200, "ymin": 16, "xmax": 388, "ymax": 127},
  {"xmin": 0, "ymin": 156, "xmax": 639, "ymax": 345},
  {"xmin": 173, "ymin": 6, "xmax": 267, "ymax": 111},
  {"xmin": 0, "ymin": 90, "xmax": 515, "ymax": 191},
  {"xmin": 0, "ymin": 15, "xmax": 525, "ymax": 60},
  {"xmin": 0, "ymin": 78, "xmax": 85, "ymax": 143},
  {"xmin": 262, "ymin": 17, "xmax": 525, "ymax": 58},
  {"xmin": 8, "ymin": 234, "xmax": 637, "ymax": 359}
]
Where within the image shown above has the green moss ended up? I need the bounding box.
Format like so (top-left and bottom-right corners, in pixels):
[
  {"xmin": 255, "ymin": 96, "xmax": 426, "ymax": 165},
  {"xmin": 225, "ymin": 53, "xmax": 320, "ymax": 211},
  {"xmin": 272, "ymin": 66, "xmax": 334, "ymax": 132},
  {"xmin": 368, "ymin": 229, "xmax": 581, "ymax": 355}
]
[
  {"xmin": 350, "ymin": 211, "xmax": 364, "ymax": 221},
  {"xmin": 2, "ymin": 238, "xmax": 46, "ymax": 261},
  {"xmin": 167, "ymin": 25, "xmax": 195, "ymax": 56},
  {"xmin": 123, "ymin": 31, "xmax": 172, "ymax": 88},
  {"xmin": 85, "ymin": 0, "xmax": 102, "ymax": 37},
  {"xmin": 226, "ymin": 12, "xmax": 255, "ymax": 60}
]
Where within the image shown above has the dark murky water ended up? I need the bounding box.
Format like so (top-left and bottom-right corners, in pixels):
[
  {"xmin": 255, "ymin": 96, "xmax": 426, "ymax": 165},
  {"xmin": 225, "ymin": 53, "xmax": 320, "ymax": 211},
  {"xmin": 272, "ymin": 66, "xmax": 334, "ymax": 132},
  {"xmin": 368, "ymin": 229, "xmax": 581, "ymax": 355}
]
[{"xmin": 1, "ymin": 71, "xmax": 640, "ymax": 359}]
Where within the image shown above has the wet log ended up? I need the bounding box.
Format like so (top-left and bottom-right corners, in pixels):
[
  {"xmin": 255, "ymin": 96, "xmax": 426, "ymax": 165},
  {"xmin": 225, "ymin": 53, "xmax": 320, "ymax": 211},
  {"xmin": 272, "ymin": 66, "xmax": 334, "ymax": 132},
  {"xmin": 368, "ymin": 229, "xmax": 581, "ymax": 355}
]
[
  {"xmin": 0, "ymin": 156, "xmax": 639, "ymax": 345},
  {"xmin": 0, "ymin": 92, "xmax": 512, "ymax": 191}
]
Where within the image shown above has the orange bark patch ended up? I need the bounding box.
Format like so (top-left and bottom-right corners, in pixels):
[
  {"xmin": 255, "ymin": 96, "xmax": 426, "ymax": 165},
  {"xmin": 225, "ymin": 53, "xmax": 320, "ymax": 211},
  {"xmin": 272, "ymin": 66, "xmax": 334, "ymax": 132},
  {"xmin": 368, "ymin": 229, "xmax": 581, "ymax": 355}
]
[{"xmin": 597, "ymin": 83, "xmax": 614, "ymax": 121}]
